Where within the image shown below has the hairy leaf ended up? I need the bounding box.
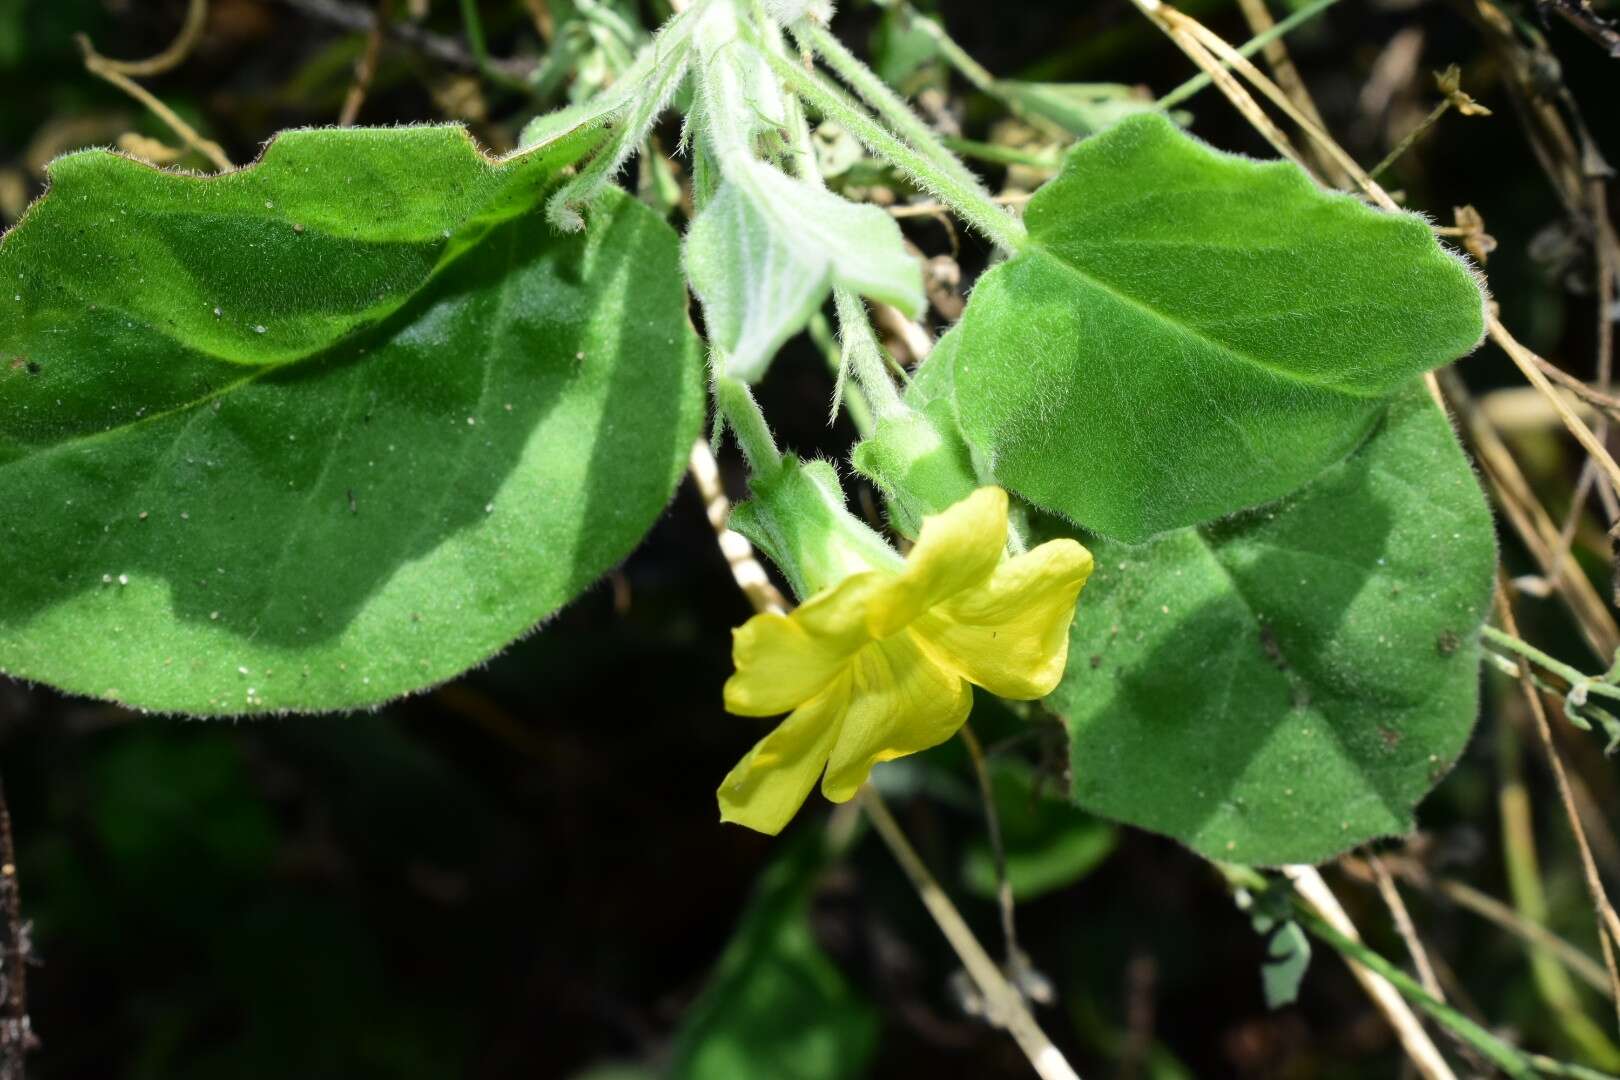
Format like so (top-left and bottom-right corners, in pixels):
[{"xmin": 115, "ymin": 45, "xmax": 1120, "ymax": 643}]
[
  {"xmin": 0, "ymin": 127, "xmax": 703, "ymax": 715},
  {"xmin": 1046, "ymin": 385, "xmax": 1495, "ymax": 865},
  {"xmin": 950, "ymin": 113, "xmax": 1485, "ymax": 542},
  {"xmin": 684, "ymin": 162, "xmax": 923, "ymax": 383}
]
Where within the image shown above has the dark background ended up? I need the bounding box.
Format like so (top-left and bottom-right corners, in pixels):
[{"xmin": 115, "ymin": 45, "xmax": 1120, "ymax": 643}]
[{"xmin": 2, "ymin": 0, "xmax": 1619, "ymax": 1075}]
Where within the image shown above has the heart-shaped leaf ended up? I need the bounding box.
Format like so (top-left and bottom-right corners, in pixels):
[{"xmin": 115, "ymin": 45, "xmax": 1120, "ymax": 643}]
[
  {"xmin": 0, "ymin": 127, "xmax": 703, "ymax": 715},
  {"xmin": 950, "ymin": 113, "xmax": 1486, "ymax": 543},
  {"xmin": 1045, "ymin": 384, "xmax": 1495, "ymax": 865}
]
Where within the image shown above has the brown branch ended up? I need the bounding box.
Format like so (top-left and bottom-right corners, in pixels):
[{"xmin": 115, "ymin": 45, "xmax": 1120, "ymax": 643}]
[
  {"xmin": 339, "ymin": 0, "xmax": 391, "ymax": 126},
  {"xmin": 83, "ymin": 0, "xmax": 208, "ymax": 77}
]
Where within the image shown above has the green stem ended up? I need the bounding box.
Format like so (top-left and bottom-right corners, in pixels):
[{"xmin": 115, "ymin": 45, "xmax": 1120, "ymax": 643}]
[
  {"xmin": 1220, "ymin": 865, "xmax": 1537, "ymax": 1079},
  {"xmin": 904, "ymin": 9, "xmax": 997, "ymax": 96},
  {"xmin": 759, "ymin": 18, "xmax": 905, "ymax": 431},
  {"xmin": 714, "ymin": 376, "xmax": 782, "ymax": 474},
  {"xmin": 944, "ymin": 135, "xmax": 1061, "ymax": 171},
  {"xmin": 755, "ymin": 44, "xmax": 1028, "ymax": 252},
  {"xmin": 1297, "ymin": 908, "xmax": 1539, "ymax": 1079},
  {"xmin": 1155, "ymin": 0, "xmax": 1345, "ymax": 110},
  {"xmin": 792, "ymin": 20, "xmax": 990, "ymax": 196},
  {"xmin": 1368, "ymin": 99, "xmax": 1453, "ymax": 180},
  {"xmin": 808, "ymin": 311, "xmax": 877, "ymax": 437},
  {"xmin": 833, "ymin": 289, "xmax": 906, "ymax": 419},
  {"xmin": 1482, "ymin": 625, "xmax": 1620, "ymax": 705}
]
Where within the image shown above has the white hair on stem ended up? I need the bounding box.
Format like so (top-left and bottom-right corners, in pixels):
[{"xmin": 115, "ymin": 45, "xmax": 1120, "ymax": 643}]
[{"xmin": 761, "ymin": 0, "xmax": 835, "ymax": 27}]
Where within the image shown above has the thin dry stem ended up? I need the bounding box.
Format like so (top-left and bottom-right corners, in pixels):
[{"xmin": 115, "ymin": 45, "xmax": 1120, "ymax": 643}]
[
  {"xmin": 859, "ymin": 787, "xmax": 1081, "ymax": 1080},
  {"xmin": 85, "ymin": 0, "xmax": 209, "ymax": 77},
  {"xmin": 76, "ymin": 0, "xmax": 231, "ymax": 173},
  {"xmin": 1493, "ymin": 584, "xmax": 1620, "ymax": 1026},
  {"xmin": 1441, "ymin": 352, "xmax": 1620, "ymax": 664},
  {"xmin": 1286, "ymin": 865, "xmax": 1458, "ymax": 1080},
  {"xmin": 1345, "ymin": 855, "xmax": 1614, "ymax": 998},
  {"xmin": 77, "ymin": 55, "xmax": 233, "ymax": 172},
  {"xmin": 1233, "ymin": 0, "xmax": 1350, "ymax": 185},
  {"xmin": 1367, "ymin": 853, "xmax": 1445, "ymax": 1002},
  {"xmin": 687, "ymin": 440, "xmax": 786, "ymax": 616},
  {"xmin": 339, "ymin": 0, "xmax": 390, "ymax": 126},
  {"xmin": 959, "ymin": 722, "xmax": 1020, "ymax": 963}
]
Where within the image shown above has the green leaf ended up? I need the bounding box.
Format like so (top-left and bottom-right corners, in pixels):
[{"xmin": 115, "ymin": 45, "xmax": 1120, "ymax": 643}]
[
  {"xmin": 669, "ymin": 827, "xmax": 878, "ymax": 1080},
  {"xmin": 1238, "ymin": 884, "xmax": 1312, "ymax": 1009},
  {"xmin": 1046, "ymin": 384, "xmax": 1495, "ymax": 865},
  {"xmin": 684, "ymin": 163, "xmax": 923, "ymax": 383},
  {"xmin": 949, "ymin": 113, "xmax": 1486, "ymax": 543},
  {"xmin": 0, "ymin": 127, "xmax": 704, "ymax": 715},
  {"xmin": 960, "ymin": 759, "xmax": 1117, "ymax": 903}
]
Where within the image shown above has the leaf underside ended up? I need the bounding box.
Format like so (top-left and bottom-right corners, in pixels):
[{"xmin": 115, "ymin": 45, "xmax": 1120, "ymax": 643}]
[
  {"xmin": 0, "ymin": 126, "xmax": 704, "ymax": 716},
  {"xmin": 1045, "ymin": 384, "xmax": 1496, "ymax": 865}
]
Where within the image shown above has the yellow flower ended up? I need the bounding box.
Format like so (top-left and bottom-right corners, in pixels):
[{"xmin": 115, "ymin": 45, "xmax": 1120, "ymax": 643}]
[{"xmin": 718, "ymin": 487, "xmax": 1093, "ymax": 834}]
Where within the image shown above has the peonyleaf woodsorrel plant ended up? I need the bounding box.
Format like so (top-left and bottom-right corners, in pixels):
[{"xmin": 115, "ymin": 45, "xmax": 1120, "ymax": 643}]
[{"xmin": 1, "ymin": 0, "xmax": 1503, "ymax": 1062}]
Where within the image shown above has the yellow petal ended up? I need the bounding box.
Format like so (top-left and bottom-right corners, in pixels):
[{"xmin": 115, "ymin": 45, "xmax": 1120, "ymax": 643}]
[
  {"xmin": 724, "ymin": 571, "xmax": 885, "ymax": 716},
  {"xmin": 914, "ymin": 537, "xmax": 1093, "ymax": 699},
  {"xmin": 718, "ymin": 674, "xmax": 851, "ymax": 835},
  {"xmin": 820, "ymin": 632, "xmax": 973, "ymax": 802},
  {"xmin": 867, "ymin": 487, "xmax": 1010, "ymax": 637}
]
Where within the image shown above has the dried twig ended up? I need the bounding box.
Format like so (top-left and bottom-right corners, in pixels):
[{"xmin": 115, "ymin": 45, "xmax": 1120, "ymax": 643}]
[
  {"xmin": 75, "ymin": 0, "xmax": 232, "ymax": 173},
  {"xmin": 1233, "ymin": 0, "xmax": 1351, "ymax": 185},
  {"xmin": 1367, "ymin": 853, "xmax": 1445, "ymax": 1002},
  {"xmin": 1493, "ymin": 584, "xmax": 1620, "ymax": 1027},
  {"xmin": 87, "ymin": 0, "xmax": 209, "ymax": 77},
  {"xmin": 1286, "ymin": 865, "xmax": 1458, "ymax": 1080},
  {"xmin": 860, "ymin": 787, "xmax": 1081, "ymax": 1080},
  {"xmin": 1442, "ymin": 370, "xmax": 1620, "ymax": 660},
  {"xmin": 339, "ymin": 0, "xmax": 391, "ymax": 126},
  {"xmin": 686, "ymin": 440, "xmax": 786, "ymax": 616}
]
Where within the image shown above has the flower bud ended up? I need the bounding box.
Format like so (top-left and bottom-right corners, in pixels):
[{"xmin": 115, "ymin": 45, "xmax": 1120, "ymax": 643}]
[
  {"xmin": 730, "ymin": 457, "xmax": 902, "ymax": 598},
  {"xmin": 851, "ymin": 403, "xmax": 981, "ymax": 539}
]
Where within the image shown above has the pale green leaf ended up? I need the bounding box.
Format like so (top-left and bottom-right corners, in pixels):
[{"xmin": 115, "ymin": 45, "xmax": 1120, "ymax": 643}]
[
  {"xmin": 1237, "ymin": 885, "xmax": 1312, "ymax": 1010},
  {"xmin": 0, "ymin": 127, "xmax": 703, "ymax": 716},
  {"xmin": 950, "ymin": 113, "xmax": 1486, "ymax": 542},
  {"xmin": 1046, "ymin": 385, "xmax": 1495, "ymax": 865},
  {"xmin": 684, "ymin": 162, "xmax": 923, "ymax": 383}
]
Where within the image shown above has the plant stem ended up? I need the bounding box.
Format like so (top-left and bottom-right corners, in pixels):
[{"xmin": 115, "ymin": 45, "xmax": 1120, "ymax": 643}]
[
  {"xmin": 944, "ymin": 135, "xmax": 1061, "ymax": 171},
  {"xmin": 832, "ymin": 290, "xmax": 906, "ymax": 420},
  {"xmin": 959, "ymin": 722, "xmax": 1021, "ymax": 964},
  {"xmin": 1155, "ymin": 0, "xmax": 1345, "ymax": 110},
  {"xmin": 792, "ymin": 20, "xmax": 989, "ymax": 196},
  {"xmin": 1295, "ymin": 900, "xmax": 1537, "ymax": 1078},
  {"xmin": 858, "ymin": 787, "xmax": 1081, "ymax": 1080},
  {"xmin": 1286, "ymin": 865, "xmax": 1460, "ymax": 1080},
  {"xmin": 713, "ymin": 376, "xmax": 782, "ymax": 474},
  {"xmin": 1482, "ymin": 625, "xmax": 1620, "ymax": 705},
  {"xmin": 756, "ymin": 44, "xmax": 1028, "ymax": 252}
]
